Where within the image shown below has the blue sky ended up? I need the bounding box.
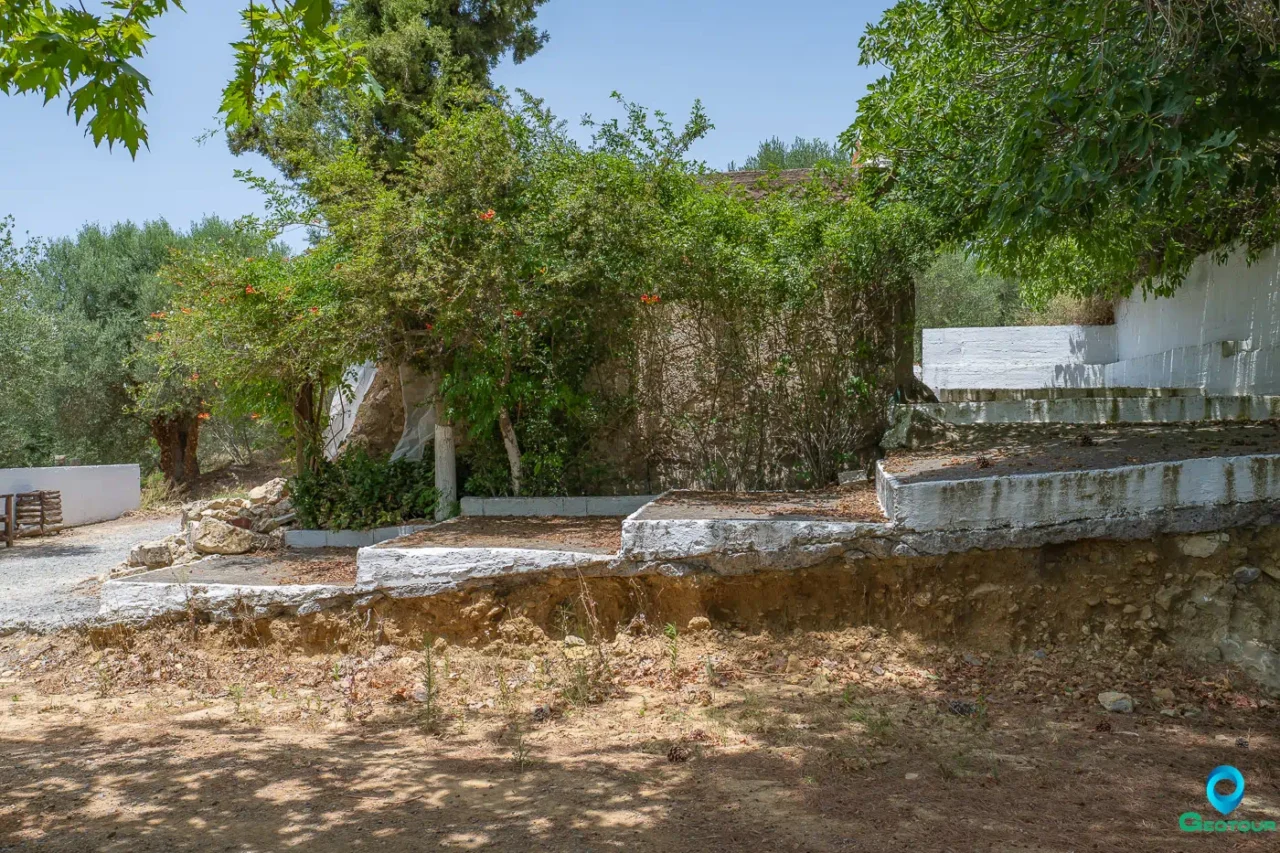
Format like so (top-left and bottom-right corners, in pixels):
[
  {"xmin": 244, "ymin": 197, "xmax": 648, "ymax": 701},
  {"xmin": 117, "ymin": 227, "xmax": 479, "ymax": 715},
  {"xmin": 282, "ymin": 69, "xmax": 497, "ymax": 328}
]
[{"xmin": 0, "ymin": 1, "xmax": 893, "ymax": 252}]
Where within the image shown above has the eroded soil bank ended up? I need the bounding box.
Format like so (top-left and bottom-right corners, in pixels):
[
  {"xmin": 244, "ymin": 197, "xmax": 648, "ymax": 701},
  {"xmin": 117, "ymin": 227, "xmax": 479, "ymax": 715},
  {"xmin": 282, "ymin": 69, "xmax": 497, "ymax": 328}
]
[
  {"xmin": 3, "ymin": 523, "xmax": 1277, "ymax": 850},
  {"xmin": 171, "ymin": 523, "xmax": 1280, "ymax": 695}
]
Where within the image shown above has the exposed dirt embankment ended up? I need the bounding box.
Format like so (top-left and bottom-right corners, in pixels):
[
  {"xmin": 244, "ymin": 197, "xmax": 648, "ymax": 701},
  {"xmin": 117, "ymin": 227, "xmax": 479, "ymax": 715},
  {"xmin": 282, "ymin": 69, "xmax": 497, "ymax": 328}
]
[{"xmin": 84, "ymin": 523, "xmax": 1280, "ymax": 695}]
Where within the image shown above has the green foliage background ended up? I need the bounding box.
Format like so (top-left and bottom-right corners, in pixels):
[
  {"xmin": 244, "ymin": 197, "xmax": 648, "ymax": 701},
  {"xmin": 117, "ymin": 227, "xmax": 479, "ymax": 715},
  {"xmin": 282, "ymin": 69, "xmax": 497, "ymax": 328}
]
[
  {"xmin": 846, "ymin": 0, "xmax": 1280, "ymax": 301},
  {"xmin": 0, "ymin": 217, "xmax": 278, "ymax": 470},
  {"xmin": 291, "ymin": 450, "xmax": 437, "ymax": 529},
  {"xmin": 727, "ymin": 136, "xmax": 846, "ymax": 171}
]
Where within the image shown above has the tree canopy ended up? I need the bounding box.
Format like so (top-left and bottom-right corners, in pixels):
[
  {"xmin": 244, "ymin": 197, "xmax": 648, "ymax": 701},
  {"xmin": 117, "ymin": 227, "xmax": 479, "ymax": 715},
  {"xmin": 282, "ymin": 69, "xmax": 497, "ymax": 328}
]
[
  {"xmin": 845, "ymin": 0, "xmax": 1280, "ymax": 300},
  {"xmin": 727, "ymin": 136, "xmax": 846, "ymax": 171},
  {"xmin": 0, "ymin": 217, "xmax": 275, "ymax": 479},
  {"xmin": 229, "ymin": 0, "xmax": 549, "ymax": 176},
  {"xmin": 0, "ymin": 218, "xmax": 55, "ymax": 467},
  {"xmin": 0, "ymin": 0, "xmax": 378, "ymax": 156},
  {"xmin": 184, "ymin": 94, "xmax": 935, "ymax": 494}
]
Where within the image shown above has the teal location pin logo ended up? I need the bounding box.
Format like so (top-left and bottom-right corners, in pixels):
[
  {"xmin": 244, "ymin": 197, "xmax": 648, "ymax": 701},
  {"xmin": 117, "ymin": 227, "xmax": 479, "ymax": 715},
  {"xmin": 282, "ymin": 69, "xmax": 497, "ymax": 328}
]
[{"xmin": 1206, "ymin": 765, "xmax": 1245, "ymax": 815}]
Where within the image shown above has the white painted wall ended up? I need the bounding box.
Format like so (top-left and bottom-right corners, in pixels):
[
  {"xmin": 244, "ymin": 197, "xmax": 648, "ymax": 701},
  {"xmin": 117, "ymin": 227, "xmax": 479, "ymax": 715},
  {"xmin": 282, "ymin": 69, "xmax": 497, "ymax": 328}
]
[
  {"xmin": 923, "ymin": 245, "xmax": 1280, "ymax": 394},
  {"xmin": 922, "ymin": 325, "xmax": 1116, "ymax": 390},
  {"xmin": 0, "ymin": 464, "xmax": 140, "ymax": 527},
  {"xmin": 1114, "ymin": 246, "xmax": 1280, "ymax": 360}
]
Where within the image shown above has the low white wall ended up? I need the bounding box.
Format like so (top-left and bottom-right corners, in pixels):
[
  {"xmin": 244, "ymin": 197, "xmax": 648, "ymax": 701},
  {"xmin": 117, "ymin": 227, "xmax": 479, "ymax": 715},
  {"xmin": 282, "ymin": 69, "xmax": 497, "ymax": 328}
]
[
  {"xmin": 0, "ymin": 464, "xmax": 140, "ymax": 527},
  {"xmin": 922, "ymin": 325, "xmax": 1115, "ymax": 391},
  {"xmin": 1104, "ymin": 340, "xmax": 1280, "ymax": 394},
  {"xmin": 285, "ymin": 524, "xmax": 430, "ymax": 549},
  {"xmin": 460, "ymin": 495, "xmax": 659, "ymax": 517}
]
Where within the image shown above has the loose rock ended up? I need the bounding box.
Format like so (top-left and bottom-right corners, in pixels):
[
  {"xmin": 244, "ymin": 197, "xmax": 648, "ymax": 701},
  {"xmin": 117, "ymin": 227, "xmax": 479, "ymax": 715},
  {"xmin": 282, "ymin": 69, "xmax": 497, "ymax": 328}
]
[
  {"xmin": 127, "ymin": 539, "xmax": 175, "ymax": 569},
  {"xmin": 1098, "ymin": 691, "xmax": 1134, "ymax": 713},
  {"xmin": 192, "ymin": 518, "xmax": 259, "ymax": 556},
  {"xmin": 1233, "ymin": 566, "xmax": 1262, "ymax": 586},
  {"xmin": 248, "ymin": 478, "xmax": 289, "ymax": 505}
]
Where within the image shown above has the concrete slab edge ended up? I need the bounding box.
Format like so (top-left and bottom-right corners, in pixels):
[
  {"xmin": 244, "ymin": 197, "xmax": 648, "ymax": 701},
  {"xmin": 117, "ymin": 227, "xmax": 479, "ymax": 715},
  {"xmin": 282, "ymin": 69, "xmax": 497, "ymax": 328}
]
[
  {"xmin": 356, "ymin": 546, "xmax": 613, "ymax": 598},
  {"xmin": 98, "ymin": 580, "xmax": 355, "ymax": 623},
  {"xmin": 916, "ymin": 395, "xmax": 1280, "ymax": 425},
  {"xmin": 459, "ymin": 495, "xmax": 661, "ymax": 517},
  {"xmin": 878, "ymin": 453, "xmax": 1280, "ymax": 533}
]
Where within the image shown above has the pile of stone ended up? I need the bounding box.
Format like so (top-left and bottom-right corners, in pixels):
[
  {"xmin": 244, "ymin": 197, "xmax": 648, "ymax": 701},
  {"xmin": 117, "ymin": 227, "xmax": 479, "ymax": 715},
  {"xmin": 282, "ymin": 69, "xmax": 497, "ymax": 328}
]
[{"xmin": 118, "ymin": 478, "xmax": 297, "ymax": 575}]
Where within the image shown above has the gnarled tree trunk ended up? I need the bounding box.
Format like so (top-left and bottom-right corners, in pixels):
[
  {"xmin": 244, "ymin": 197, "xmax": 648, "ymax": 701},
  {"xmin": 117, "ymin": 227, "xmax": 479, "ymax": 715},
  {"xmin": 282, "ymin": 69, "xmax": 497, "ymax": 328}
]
[{"xmin": 151, "ymin": 414, "xmax": 201, "ymax": 487}]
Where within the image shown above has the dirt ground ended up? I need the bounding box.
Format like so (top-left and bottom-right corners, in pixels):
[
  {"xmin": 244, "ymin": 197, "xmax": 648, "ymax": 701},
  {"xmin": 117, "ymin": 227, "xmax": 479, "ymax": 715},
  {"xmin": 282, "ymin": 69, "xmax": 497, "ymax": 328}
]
[
  {"xmin": 640, "ymin": 482, "xmax": 885, "ymax": 522},
  {"xmin": 384, "ymin": 517, "xmax": 623, "ymax": 554},
  {"xmin": 885, "ymin": 421, "xmax": 1280, "ymax": 482},
  {"xmin": 0, "ymin": 617, "xmax": 1275, "ymax": 852}
]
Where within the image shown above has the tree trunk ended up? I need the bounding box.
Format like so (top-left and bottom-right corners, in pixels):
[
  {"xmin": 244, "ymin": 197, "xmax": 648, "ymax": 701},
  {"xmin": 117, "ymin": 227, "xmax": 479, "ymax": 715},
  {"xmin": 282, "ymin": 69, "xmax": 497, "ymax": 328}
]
[
  {"xmin": 434, "ymin": 396, "xmax": 457, "ymax": 521},
  {"xmin": 891, "ymin": 280, "xmax": 938, "ymax": 403},
  {"xmin": 497, "ymin": 408, "xmax": 522, "ymax": 496},
  {"xmin": 892, "ymin": 280, "xmax": 916, "ymax": 402},
  {"xmin": 292, "ymin": 380, "xmax": 322, "ymax": 474},
  {"xmin": 151, "ymin": 414, "xmax": 201, "ymax": 487}
]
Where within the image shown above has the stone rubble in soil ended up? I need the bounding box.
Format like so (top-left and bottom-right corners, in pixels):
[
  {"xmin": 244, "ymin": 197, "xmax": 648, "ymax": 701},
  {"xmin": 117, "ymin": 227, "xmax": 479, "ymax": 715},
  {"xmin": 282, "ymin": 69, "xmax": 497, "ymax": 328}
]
[{"xmin": 116, "ymin": 478, "xmax": 295, "ymax": 578}]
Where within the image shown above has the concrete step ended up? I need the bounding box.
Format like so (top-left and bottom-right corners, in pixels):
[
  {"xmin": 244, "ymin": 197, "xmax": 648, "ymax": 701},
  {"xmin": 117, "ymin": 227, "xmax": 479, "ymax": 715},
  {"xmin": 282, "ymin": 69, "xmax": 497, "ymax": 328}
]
[
  {"xmin": 916, "ymin": 394, "xmax": 1280, "ymax": 425},
  {"xmin": 876, "ymin": 438, "xmax": 1280, "ymax": 533},
  {"xmin": 935, "ymin": 386, "xmax": 1203, "ymax": 403}
]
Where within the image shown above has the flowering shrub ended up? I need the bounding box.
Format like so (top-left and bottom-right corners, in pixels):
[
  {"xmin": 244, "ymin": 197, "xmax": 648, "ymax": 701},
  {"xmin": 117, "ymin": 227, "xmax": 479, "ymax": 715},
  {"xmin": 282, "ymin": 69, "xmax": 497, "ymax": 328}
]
[
  {"xmin": 155, "ymin": 240, "xmax": 377, "ymax": 473},
  {"xmin": 185, "ymin": 94, "xmax": 936, "ymax": 495}
]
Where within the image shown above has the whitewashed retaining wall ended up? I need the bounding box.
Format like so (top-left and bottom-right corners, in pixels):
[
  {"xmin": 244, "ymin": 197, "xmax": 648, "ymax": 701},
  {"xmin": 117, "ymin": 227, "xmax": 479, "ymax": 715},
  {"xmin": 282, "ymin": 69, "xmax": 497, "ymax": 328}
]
[
  {"xmin": 922, "ymin": 326, "xmax": 1115, "ymax": 391},
  {"xmin": 923, "ymin": 246, "xmax": 1280, "ymax": 394},
  {"xmin": 1115, "ymin": 246, "xmax": 1280, "ymax": 360},
  {"xmin": 0, "ymin": 464, "xmax": 140, "ymax": 526}
]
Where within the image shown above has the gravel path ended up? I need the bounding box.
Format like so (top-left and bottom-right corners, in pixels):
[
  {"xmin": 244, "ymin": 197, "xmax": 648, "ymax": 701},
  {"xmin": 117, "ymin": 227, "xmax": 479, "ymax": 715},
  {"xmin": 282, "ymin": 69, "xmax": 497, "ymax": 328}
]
[{"xmin": 0, "ymin": 515, "xmax": 179, "ymax": 633}]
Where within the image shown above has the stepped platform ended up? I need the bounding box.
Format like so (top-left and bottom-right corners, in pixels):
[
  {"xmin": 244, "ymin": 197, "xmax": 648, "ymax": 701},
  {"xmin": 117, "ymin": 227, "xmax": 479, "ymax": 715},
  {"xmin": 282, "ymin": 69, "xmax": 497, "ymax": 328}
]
[
  {"xmin": 98, "ymin": 422, "xmax": 1280, "ymax": 622},
  {"xmin": 921, "ymin": 388, "xmax": 1280, "ymax": 425},
  {"xmin": 876, "ymin": 422, "xmax": 1280, "ymax": 532}
]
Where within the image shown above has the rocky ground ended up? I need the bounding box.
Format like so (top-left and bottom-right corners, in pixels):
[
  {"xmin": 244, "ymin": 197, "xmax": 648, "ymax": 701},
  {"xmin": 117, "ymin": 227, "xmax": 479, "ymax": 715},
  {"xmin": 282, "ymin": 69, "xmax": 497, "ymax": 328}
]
[
  {"xmin": 115, "ymin": 478, "xmax": 298, "ymax": 577},
  {"xmin": 0, "ymin": 618, "xmax": 1275, "ymax": 851}
]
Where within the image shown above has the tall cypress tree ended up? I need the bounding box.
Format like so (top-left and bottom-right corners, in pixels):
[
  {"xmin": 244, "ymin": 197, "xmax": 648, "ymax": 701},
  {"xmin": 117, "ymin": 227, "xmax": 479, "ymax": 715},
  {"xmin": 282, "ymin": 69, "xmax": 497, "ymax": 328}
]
[{"xmin": 229, "ymin": 0, "xmax": 549, "ymax": 177}]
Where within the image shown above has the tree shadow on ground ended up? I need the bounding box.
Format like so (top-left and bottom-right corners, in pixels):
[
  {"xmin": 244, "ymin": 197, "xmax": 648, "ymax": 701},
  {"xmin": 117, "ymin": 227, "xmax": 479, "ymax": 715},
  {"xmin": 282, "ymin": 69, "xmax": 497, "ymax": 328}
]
[
  {"xmin": 0, "ymin": 542, "xmax": 102, "ymax": 561},
  {"xmin": 1, "ymin": 694, "xmax": 1276, "ymax": 853}
]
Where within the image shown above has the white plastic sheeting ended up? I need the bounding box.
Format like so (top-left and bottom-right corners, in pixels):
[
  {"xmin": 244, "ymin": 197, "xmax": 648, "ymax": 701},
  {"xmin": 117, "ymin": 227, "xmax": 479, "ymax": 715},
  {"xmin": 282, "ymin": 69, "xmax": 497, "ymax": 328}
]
[{"xmin": 323, "ymin": 362, "xmax": 378, "ymax": 460}]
